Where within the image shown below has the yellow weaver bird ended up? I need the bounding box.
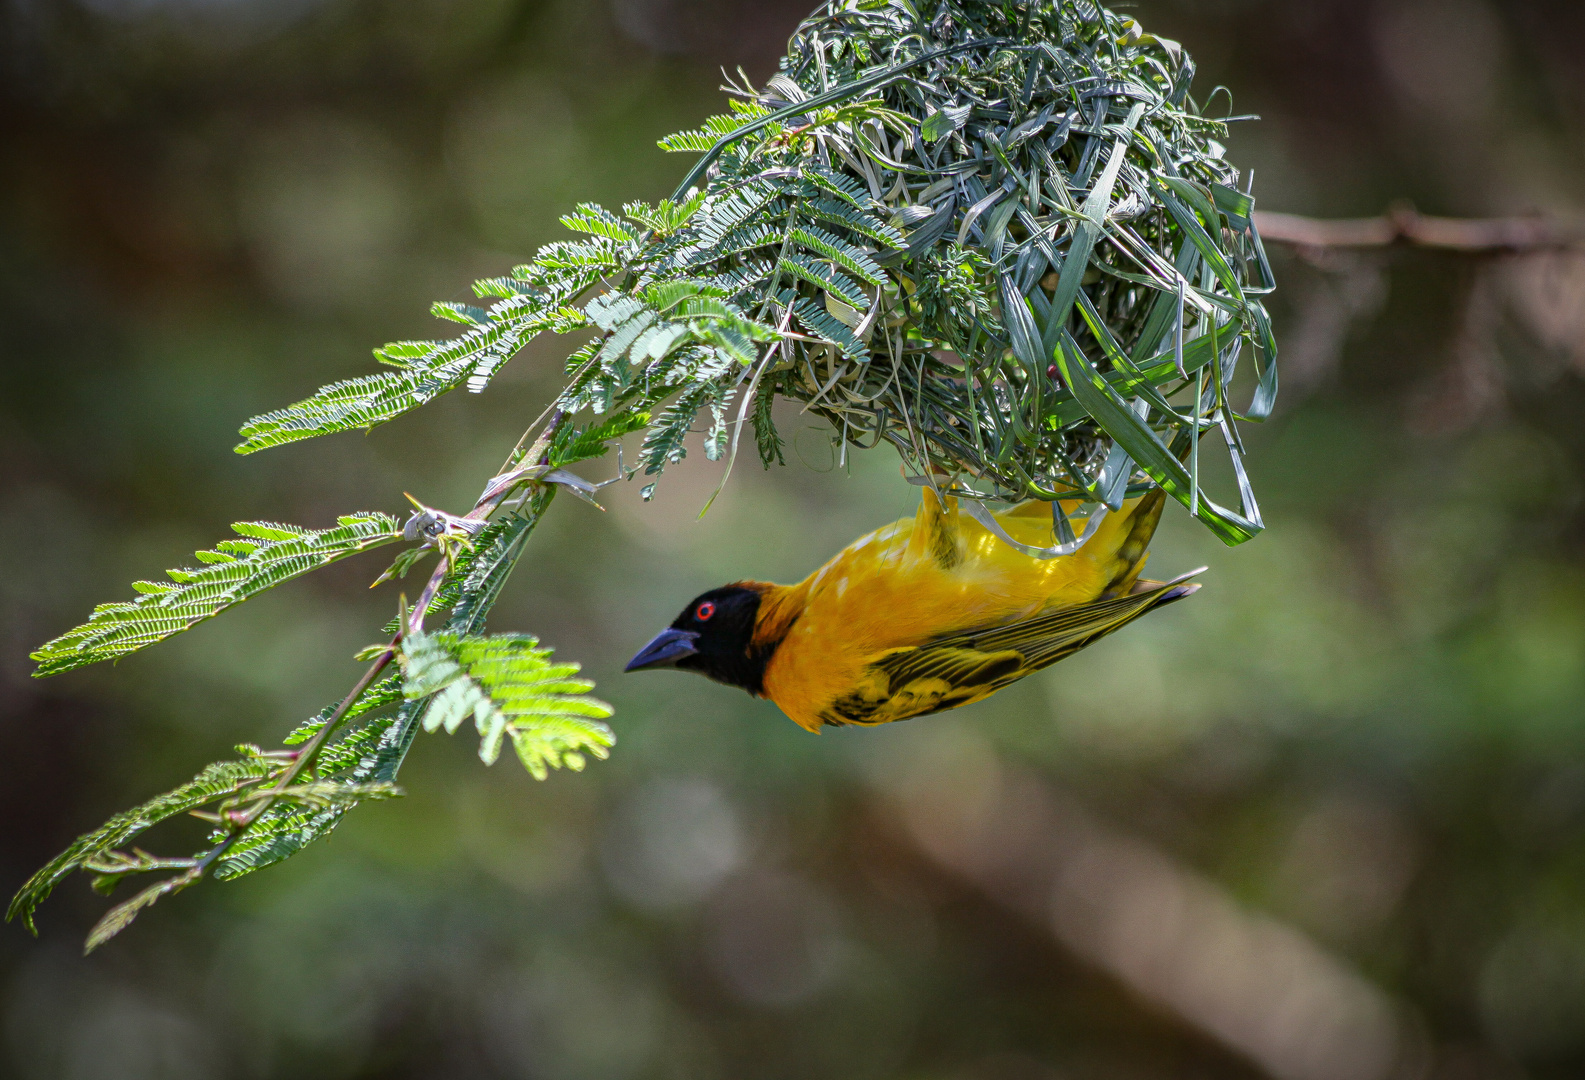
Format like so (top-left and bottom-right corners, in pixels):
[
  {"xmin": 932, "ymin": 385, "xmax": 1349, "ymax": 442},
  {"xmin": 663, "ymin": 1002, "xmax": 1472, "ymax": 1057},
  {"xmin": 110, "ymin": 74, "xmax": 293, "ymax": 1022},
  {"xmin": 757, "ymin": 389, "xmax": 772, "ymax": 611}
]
[{"xmin": 626, "ymin": 487, "xmax": 1200, "ymax": 732}]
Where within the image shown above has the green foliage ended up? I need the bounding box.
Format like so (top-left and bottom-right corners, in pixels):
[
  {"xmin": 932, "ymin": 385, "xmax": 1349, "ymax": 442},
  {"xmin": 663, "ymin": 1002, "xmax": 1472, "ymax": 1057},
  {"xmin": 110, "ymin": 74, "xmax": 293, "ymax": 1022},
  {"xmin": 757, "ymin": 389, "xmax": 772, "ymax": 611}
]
[
  {"xmin": 214, "ymin": 494, "xmax": 560, "ymax": 886},
  {"xmin": 31, "ymin": 514, "xmax": 403, "ymax": 676},
  {"xmin": 6, "ymin": 750, "xmax": 283, "ymax": 934},
  {"xmin": 402, "ymin": 632, "xmax": 615, "ymax": 779},
  {"xmin": 752, "ymin": 378, "xmax": 787, "ymax": 468},
  {"xmin": 548, "ymin": 409, "xmax": 651, "ymax": 467},
  {"xmin": 6, "ymin": 729, "xmax": 407, "ymax": 950},
  {"xmin": 657, "ymin": 98, "xmax": 773, "ymax": 153},
  {"xmin": 407, "ymin": 500, "xmax": 551, "ymax": 630},
  {"xmin": 214, "ymin": 488, "xmax": 558, "ymax": 883},
  {"xmin": 233, "ymin": 279, "xmax": 592, "ymax": 455},
  {"xmin": 208, "ymin": 779, "xmax": 403, "ymax": 883},
  {"xmin": 81, "ymin": 866, "xmax": 203, "ymax": 954},
  {"xmin": 13, "ymin": 0, "xmax": 1278, "ymax": 949},
  {"xmin": 15, "ymin": 485, "xmax": 560, "ymax": 943},
  {"xmin": 622, "ymin": 191, "xmax": 708, "ymax": 236},
  {"xmin": 372, "ymin": 545, "xmax": 434, "ymax": 588}
]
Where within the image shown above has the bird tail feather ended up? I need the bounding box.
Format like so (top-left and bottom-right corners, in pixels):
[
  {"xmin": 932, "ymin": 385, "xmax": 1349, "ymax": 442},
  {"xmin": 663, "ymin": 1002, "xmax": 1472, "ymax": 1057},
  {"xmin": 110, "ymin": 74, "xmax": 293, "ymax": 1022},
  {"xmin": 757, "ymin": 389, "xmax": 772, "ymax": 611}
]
[
  {"xmin": 1102, "ymin": 489, "xmax": 1167, "ymax": 598},
  {"xmin": 964, "ymin": 565, "xmax": 1204, "ymax": 668}
]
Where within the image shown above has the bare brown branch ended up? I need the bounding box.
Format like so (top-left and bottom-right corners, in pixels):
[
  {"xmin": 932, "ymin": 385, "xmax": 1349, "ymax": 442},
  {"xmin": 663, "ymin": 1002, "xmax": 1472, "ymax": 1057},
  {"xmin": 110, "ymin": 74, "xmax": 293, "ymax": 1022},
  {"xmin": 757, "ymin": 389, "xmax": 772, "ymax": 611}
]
[
  {"xmin": 1255, "ymin": 204, "xmax": 1585, "ymax": 253},
  {"xmin": 871, "ymin": 736, "xmax": 1417, "ymax": 1080}
]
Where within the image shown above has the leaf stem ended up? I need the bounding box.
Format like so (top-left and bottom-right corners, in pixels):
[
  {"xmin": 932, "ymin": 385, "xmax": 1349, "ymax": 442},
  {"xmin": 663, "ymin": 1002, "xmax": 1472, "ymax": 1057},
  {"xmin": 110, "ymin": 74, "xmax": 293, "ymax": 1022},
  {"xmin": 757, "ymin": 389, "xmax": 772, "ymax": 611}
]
[
  {"xmin": 127, "ymin": 633, "xmax": 407, "ymax": 905},
  {"xmin": 232, "ymin": 639, "xmax": 401, "ymax": 831},
  {"xmin": 409, "ymin": 410, "xmax": 567, "ymax": 637}
]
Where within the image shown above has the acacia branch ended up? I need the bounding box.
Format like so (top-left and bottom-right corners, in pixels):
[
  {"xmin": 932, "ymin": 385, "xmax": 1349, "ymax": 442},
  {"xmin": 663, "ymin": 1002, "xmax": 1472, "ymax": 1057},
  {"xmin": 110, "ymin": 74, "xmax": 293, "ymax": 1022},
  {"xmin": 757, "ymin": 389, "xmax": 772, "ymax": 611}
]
[
  {"xmin": 406, "ymin": 409, "xmax": 568, "ymax": 637},
  {"xmin": 1255, "ymin": 204, "xmax": 1585, "ymax": 253},
  {"xmin": 163, "ymin": 408, "xmax": 570, "ymax": 929},
  {"xmin": 229, "ymin": 641, "xmax": 399, "ymax": 832}
]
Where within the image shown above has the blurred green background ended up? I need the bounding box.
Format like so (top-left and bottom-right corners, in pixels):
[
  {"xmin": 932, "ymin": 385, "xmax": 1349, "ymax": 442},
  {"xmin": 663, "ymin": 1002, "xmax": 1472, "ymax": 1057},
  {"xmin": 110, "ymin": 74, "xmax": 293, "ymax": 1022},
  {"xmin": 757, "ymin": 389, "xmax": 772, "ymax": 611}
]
[{"xmin": 3, "ymin": 1, "xmax": 1585, "ymax": 1078}]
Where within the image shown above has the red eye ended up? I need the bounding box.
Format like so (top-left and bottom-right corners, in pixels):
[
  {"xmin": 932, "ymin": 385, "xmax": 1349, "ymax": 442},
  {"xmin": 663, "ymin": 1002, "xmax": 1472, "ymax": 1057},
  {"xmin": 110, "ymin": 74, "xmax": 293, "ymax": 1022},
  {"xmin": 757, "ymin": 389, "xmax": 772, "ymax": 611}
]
[{"xmin": 696, "ymin": 601, "xmax": 716, "ymax": 622}]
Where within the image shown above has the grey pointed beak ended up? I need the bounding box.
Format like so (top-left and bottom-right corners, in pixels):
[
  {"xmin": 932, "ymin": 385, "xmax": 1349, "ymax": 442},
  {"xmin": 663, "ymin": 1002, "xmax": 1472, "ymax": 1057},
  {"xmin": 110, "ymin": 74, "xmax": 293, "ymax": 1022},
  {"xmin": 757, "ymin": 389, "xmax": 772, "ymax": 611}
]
[{"xmin": 625, "ymin": 628, "xmax": 700, "ymax": 672}]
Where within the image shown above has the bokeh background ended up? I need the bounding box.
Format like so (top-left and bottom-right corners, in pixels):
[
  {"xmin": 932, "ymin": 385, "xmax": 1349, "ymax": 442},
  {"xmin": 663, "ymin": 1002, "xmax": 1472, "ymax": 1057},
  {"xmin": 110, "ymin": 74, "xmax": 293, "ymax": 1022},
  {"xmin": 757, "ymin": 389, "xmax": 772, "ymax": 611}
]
[{"xmin": 4, "ymin": 1, "xmax": 1585, "ymax": 1078}]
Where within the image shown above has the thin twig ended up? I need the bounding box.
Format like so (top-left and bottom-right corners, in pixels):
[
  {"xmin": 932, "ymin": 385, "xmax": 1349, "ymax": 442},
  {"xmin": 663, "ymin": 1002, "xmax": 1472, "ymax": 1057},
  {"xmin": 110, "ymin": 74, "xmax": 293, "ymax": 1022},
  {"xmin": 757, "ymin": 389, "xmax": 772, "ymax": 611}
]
[
  {"xmin": 1255, "ymin": 204, "xmax": 1585, "ymax": 253},
  {"xmin": 170, "ymin": 633, "xmax": 403, "ymax": 885},
  {"xmin": 502, "ymin": 372, "xmax": 588, "ymax": 472},
  {"xmin": 701, "ymin": 303, "xmax": 800, "ymax": 517},
  {"xmin": 408, "ymin": 410, "xmax": 568, "ymax": 637},
  {"xmin": 232, "ymin": 640, "xmax": 400, "ymax": 830}
]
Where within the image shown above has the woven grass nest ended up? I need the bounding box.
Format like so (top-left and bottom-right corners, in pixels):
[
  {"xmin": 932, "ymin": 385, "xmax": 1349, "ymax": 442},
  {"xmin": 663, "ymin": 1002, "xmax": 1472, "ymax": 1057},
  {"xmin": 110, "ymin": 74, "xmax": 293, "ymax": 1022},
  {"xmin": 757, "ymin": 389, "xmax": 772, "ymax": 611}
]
[
  {"xmin": 243, "ymin": 0, "xmax": 1277, "ymax": 548},
  {"xmin": 652, "ymin": 0, "xmax": 1278, "ymax": 547}
]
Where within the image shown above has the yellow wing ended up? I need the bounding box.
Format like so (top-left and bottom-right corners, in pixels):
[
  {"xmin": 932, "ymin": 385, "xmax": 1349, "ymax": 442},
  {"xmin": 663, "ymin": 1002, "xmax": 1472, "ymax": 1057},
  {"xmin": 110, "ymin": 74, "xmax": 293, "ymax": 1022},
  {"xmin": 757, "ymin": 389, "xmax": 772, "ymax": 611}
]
[
  {"xmin": 813, "ymin": 570, "xmax": 1202, "ymax": 727},
  {"xmin": 761, "ymin": 489, "xmax": 1177, "ymax": 732}
]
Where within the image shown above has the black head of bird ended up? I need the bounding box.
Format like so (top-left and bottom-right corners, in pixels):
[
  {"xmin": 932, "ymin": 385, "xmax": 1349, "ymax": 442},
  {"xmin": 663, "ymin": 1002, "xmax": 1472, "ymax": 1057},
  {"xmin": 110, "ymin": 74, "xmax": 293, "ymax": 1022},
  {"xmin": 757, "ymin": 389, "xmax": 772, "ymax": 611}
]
[{"xmin": 625, "ymin": 583, "xmax": 769, "ymax": 694}]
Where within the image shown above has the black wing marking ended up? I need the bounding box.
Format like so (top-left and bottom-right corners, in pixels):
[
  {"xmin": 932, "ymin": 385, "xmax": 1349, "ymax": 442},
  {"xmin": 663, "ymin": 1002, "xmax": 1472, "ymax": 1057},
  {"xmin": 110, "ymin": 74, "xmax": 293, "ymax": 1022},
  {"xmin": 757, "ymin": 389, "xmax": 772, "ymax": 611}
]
[{"xmin": 819, "ymin": 648, "xmax": 1017, "ymax": 726}]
